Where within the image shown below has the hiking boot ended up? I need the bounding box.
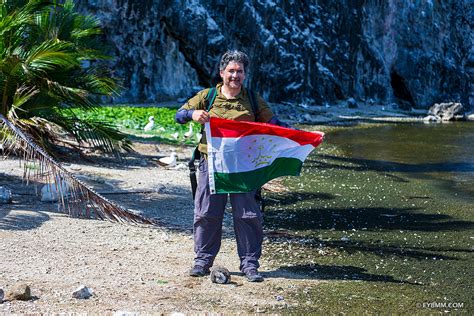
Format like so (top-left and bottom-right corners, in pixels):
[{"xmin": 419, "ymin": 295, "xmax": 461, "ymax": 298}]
[
  {"xmin": 245, "ymin": 269, "xmax": 264, "ymax": 282},
  {"xmin": 189, "ymin": 265, "xmax": 210, "ymax": 277}
]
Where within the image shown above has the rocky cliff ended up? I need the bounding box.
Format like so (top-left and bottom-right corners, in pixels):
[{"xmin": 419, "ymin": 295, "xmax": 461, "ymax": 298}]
[{"xmin": 77, "ymin": 0, "xmax": 472, "ymax": 109}]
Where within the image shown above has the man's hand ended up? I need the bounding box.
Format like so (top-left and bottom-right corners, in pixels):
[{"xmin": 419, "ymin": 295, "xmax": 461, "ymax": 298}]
[{"xmin": 192, "ymin": 110, "xmax": 210, "ymax": 124}]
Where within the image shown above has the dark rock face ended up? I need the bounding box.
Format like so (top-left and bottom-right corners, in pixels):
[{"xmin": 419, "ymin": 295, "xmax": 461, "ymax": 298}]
[{"xmin": 77, "ymin": 0, "xmax": 472, "ymax": 109}]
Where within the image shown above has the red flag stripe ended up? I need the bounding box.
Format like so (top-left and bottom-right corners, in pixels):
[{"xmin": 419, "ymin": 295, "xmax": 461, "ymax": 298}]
[{"xmin": 209, "ymin": 117, "xmax": 324, "ymax": 146}]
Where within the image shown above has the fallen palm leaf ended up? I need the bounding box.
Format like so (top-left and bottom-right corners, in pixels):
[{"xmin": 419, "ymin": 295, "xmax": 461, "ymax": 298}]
[{"xmin": 1, "ymin": 114, "xmax": 152, "ymax": 225}]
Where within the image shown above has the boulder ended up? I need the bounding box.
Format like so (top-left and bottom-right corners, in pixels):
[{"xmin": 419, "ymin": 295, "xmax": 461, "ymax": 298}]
[
  {"xmin": 72, "ymin": 285, "xmax": 94, "ymax": 299},
  {"xmin": 0, "ymin": 186, "xmax": 12, "ymax": 204},
  {"xmin": 210, "ymin": 266, "xmax": 231, "ymax": 284},
  {"xmin": 346, "ymin": 98, "xmax": 358, "ymax": 109},
  {"xmin": 427, "ymin": 102, "xmax": 465, "ymax": 121},
  {"xmin": 5, "ymin": 283, "xmax": 31, "ymax": 301}
]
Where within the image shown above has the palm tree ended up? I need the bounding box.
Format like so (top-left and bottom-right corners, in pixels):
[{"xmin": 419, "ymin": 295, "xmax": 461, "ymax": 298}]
[{"xmin": 0, "ymin": 0, "xmax": 150, "ymax": 224}]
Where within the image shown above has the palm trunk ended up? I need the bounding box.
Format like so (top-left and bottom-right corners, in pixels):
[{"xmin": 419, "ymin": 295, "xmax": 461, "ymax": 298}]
[{"xmin": 1, "ymin": 79, "xmax": 9, "ymax": 116}]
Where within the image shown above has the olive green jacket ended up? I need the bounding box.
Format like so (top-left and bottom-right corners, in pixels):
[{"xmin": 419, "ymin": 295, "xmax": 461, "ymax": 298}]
[{"xmin": 179, "ymin": 83, "xmax": 274, "ymax": 154}]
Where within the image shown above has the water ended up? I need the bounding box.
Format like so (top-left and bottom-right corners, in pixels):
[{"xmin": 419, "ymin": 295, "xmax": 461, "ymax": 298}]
[
  {"xmin": 263, "ymin": 121, "xmax": 474, "ymax": 312},
  {"xmin": 328, "ymin": 122, "xmax": 474, "ymax": 200}
]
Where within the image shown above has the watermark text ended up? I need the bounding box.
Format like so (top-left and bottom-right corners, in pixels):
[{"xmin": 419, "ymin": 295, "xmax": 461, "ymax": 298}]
[{"xmin": 416, "ymin": 302, "xmax": 464, "ymax": 309}]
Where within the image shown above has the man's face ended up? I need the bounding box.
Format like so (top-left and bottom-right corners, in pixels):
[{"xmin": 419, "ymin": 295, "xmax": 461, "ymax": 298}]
[{"xmin": 220, "ymin": 61, "xmax": 246, "ymax": 90}]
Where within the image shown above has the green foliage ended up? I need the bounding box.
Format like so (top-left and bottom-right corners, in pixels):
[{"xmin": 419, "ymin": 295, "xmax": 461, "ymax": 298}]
[{"xmin": 0, "ymin": 0, "xmax": 129, "ymax": 156}]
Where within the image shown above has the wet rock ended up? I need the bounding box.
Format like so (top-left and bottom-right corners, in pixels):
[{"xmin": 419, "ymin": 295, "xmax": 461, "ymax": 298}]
[
  {"xmin": 0, "ymin": 186, "xmax": 12, "ymax": 204},
  {"xmin": 210, "ymin": 266, "xmax": 231, "ymax": 284},
  {"xmin": 5, "ymin": 283, "xmax": 31, "ymax": 301},
  {"xmin": 389, "ymin": 103, "xmax": 399, "ymax": 110},
  {"xmin": 0, "ymin": 288, "xmax": 4, "ymax": 302},
  {"xmin": 346, "ymin": 98, "xmax": 358, "ymax": 109},
  {"xmin": 72, "ymin": 285, "xmax": 94, "ymax": 299},
  {"xmin": 466, "ymin": 112, "xmax": 474, "ymax": 121},
  {"xmin": 423, "ymin": 115, "xmax": 439, "ymax": 122},
  {"xmin": 426, "ymin": 102, "xmax": 465, "ymax": 121},
  {"xmin": 302, "ymin": 113, "xmax": 316, "ymax": 123}
]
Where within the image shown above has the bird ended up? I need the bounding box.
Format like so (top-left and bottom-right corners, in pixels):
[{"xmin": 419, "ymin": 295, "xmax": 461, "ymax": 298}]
[
  {"xmin": 170, "ymin": 163, "xmax": 187, "ymax": 170},
  {"xmin": 41, "ymin": 178, "xmax": 70, "ymax": 202},
  {"xmin": 157, "ymin": 152, "xmax": 177, "ymax": 167},
  {"xmin": 210, "ymin": 266, "xmax": 231, "ymax": 284},
  {"xmin": 195, "ymin": 132, "xmax": 202, "ymax": 142},
  {"xmin": 171, "ymin": 132, "xmax": 179, "ymax": 140},
  {"xmin": 184, "ymin": 124, "xmax": 193, "ymax": 138},
  {"xmin": 144, "ymin": 116, "xmax": 154, "ymax": 132}
]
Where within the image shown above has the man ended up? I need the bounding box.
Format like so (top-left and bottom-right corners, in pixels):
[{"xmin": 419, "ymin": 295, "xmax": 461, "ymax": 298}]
[{"xmin": 175, "ymin": 50, "xmax": 290, "ymax": 282}]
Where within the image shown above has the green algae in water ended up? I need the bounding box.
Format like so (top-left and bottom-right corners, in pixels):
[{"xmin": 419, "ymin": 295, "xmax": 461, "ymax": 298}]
[{"xmin": 263, "ymin": 122, "xmax": 473, "ymax": 313}]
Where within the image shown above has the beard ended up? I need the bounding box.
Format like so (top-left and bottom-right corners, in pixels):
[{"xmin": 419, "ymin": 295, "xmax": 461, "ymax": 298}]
[{"xmin": 227, "ymin": 78, "xmax": 242, "ymax": 88}]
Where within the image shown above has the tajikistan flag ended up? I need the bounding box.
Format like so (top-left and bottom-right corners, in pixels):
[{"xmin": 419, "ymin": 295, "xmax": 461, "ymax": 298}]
[{"xmin": 205, "ymin": 117, "xmax": 324, "ymax": 194}]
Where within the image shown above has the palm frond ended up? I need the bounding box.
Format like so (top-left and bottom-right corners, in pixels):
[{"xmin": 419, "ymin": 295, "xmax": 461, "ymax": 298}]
[
  {"xmin": 32, "ymin": 110, "xmax": 133, "ymax": 155},
  {"xmin": 43, "ymin": 78, "xmax": 94, "ymax": 108},
  {"xmin": 0, "ymin": 113, "xmax": 152, "ymax": 225},
  {"xmin": 1, "ymin": 1, "xmax": 124, "ymax": 159},
  {"xmin": 25, "ymin": 40, "xmax": 78, "ymax": 74},
  {"xmin": 81, "ymin": 73, "xmax": 118, "ymax": 96},
  {"xmin": 11, "ymin": 85, "xmax": 39, "ymax": 113},
  {"xmin": 66, "ymin": 117, "xmax": 133, "ymax": 154}
]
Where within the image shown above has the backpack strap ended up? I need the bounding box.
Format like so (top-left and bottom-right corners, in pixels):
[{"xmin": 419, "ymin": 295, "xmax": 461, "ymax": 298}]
[
  {"xmin": 200, "ymin": 87, "xmax": 217, "ymax": 133},
  {"xmin": 246, "ymin": 89, "xmax": 264, "ymax": 211},
  {"xmin": 247, "ymin": 89, "xmax": 259, "ymax": 121},
  {"xmin": 205, "ymin": 87, "xmax": 217, "ymax": 111}
]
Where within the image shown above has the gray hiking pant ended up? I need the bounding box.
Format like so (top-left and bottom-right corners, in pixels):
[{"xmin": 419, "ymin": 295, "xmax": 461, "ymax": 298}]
[{"xmin": 193, "ymin": 156, "xmax": 263, "ymax": 273}]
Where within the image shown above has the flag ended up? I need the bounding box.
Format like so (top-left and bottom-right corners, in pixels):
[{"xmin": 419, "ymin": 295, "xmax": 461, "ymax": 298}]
[{"xmin": 205, "ymin": 117, "xmax": 324, "ymax": 194}]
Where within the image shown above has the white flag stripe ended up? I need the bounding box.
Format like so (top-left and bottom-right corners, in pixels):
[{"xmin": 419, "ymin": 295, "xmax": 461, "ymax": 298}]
[
  {"xmin": 209, "ymin": 134, "xmax": 314, "ymax": 174},
  {"xmin": 205, "ymin": 122, "xmax": 217, "ymax": 193}
]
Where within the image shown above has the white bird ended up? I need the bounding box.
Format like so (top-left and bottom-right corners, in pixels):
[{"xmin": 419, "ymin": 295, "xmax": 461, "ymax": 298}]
[
  {"xmin": 157, "ymin": 152, "xmax": 177, "ymax": 167},
  {"xmin": 41, "ymin": 178, "xmax": 70, "ymax": 202},
  {"xmin": 184, "ymin": 125, "xmax": 193, "ymax": 138},
  {"xmin": 170, "ymin": 163, "xmax": 187, "ymax": 170},
  {"xmin": 171, "ymin": 132, "xmax": 179, "ymax": 140},
  {"xmin": 144, "ymin": 116, "xmax": 154, "ymax": 132},
  {"xmin": 195, "ymin": 132, "xmax": 202, "ymax": 142}
]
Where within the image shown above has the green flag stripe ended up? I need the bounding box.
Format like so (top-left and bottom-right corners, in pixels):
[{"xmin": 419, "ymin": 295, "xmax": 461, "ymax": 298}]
[{"xmin": 213, "ymin": 157, "xmax": 303, "ymax": 193}]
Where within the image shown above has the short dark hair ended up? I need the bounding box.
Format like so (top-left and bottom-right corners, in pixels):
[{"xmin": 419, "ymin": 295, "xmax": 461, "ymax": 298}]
[{"xmin": 219, "ymin": 50, "xmax": 249, "ymax": 72}]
